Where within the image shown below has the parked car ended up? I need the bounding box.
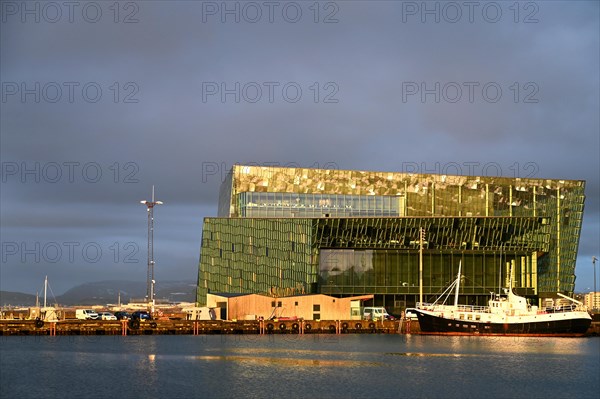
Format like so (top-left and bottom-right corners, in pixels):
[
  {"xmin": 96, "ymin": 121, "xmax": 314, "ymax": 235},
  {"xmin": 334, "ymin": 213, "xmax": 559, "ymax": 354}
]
[
  {"xmin": 114, "ymin": 311, "xmax": 131, "ymax": 320},
  {"xmin": 75, "ymin": 309, "xmax": 99, "ymax": 320},
  {"xmin": 97, "ymin": 312, "xmax": 117, "ymax": 321},
  {"xmin": 131, "ymin": 311, "xmax": 152, "ymax": 321},
  {"xmin": 404, "ymin": 308, "xmax": 419, "ymax": 320},
  {"xmin": 362, "ymin": 307, "xmax": 394, "ymax": 321}
]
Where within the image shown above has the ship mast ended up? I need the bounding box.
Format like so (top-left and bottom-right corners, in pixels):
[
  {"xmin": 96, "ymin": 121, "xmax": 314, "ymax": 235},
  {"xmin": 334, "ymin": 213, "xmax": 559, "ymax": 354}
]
[
  {"xmin": 454, "ymin": 261, "xmax": 461, "ymax": 307},
  {"xmin": 498, "ymin": 246, "xmax": 503, "ymax": 296},
  {"xmin": 419, "ymin": 228, "xmax": 425, "ymax": 305}
]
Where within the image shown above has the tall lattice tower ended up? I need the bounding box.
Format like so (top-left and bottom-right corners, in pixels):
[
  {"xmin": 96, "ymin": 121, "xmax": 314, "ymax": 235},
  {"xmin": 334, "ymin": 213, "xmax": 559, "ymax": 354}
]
[{"xmin": 140, "ymin": 186, "xmax": 163, "ymax": 313}]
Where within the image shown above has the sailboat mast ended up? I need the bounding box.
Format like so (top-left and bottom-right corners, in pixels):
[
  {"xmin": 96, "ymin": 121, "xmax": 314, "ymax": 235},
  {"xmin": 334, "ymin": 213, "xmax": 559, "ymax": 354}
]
[
  {"xmin": 44, "ymin": 275, "xmax": 48, "ymax": 308},
  {"xmin": 454, "ymin": 261, "xmax": 461, "ymax": 307}
]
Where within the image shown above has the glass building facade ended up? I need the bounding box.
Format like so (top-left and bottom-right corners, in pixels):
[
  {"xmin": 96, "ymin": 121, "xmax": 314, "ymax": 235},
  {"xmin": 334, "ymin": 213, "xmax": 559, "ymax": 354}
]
[{"xmin": 198, "ymin": 165, "xmax": 585, "ymax": 310}]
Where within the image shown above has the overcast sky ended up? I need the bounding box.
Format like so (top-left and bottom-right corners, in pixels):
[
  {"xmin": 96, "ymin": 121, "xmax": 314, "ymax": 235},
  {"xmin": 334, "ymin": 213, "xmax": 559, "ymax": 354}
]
[{"xmin": 1, "ymin": 1, "xmax": 598, "ymax": 295}]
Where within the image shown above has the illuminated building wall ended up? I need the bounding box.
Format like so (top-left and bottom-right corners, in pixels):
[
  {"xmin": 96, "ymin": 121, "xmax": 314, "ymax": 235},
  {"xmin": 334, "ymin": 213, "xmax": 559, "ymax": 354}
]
[{"xmin": 198, "ymin": 165, "xmax": 585, "ymax": 309}]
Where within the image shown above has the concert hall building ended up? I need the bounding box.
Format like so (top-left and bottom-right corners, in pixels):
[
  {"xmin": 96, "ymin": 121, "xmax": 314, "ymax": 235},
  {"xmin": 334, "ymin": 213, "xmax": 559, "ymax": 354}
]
[{"xmin": 196, "ymin": 165, "xmax": 585, "ymax": 312}]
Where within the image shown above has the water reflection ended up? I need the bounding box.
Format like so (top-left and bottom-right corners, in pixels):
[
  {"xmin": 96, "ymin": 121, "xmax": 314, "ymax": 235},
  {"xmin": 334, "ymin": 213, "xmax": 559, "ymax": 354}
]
[
  {"xmin": 1, "ymin": 335, "xmax": 597, "ymax": 399},
  {"xmin": 386, "ymin": 352, "xmax": 473, "ymax": 357},
  {"xmin": 403, "ymin": 334, "xmax": 589, "ymax": 356},
  {"xmin": 185, "ymin": 355, "xmax": 381, "ymax": 368}
]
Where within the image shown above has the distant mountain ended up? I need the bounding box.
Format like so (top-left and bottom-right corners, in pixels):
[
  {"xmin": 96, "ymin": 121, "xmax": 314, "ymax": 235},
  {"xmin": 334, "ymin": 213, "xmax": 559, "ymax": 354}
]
[
  {"xmin": 155, "ymin": 281, "xmax": 198, "ymax": 303},
  {"xmin": 57, "ymin": 280, "xmax": 146, "ymax": 305},
  {"xmin": 1, "ymin": 280, "xmax": 197, "ymax": 307},
  {"xmin": 0, "ymin": 291, "xmax": 38, "ymax": 307}
]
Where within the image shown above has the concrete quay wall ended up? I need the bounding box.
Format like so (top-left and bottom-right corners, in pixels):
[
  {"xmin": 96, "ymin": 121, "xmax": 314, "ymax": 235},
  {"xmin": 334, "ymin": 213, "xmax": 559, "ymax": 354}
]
[
  {"xmin": 0, "ymin": 319, "xmax": 410, "ymax": 336},
  {"xmin": 2, "ymin": 319, "xmax": 597, "ymax": 336}
]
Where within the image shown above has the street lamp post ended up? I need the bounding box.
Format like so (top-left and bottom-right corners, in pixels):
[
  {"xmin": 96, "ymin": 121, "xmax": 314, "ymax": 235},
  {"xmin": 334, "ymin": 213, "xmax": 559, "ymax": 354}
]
[{"xmin": 140, "ymin": 186, "xmax": 163, "ymax": 315}]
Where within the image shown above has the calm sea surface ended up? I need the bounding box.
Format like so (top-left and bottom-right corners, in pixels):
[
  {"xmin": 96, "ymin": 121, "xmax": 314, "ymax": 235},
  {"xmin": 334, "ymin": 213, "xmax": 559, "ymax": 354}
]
[{"xmin": 1, "ymin": 334, "xmax": 598, "ymax": 399}]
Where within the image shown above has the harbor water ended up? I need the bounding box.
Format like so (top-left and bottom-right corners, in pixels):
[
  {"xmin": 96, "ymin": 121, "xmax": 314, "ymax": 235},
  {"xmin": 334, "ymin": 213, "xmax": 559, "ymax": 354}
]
[{"xmin": 1, "ymin": 334, "xmax": 598, "ymax": 399}]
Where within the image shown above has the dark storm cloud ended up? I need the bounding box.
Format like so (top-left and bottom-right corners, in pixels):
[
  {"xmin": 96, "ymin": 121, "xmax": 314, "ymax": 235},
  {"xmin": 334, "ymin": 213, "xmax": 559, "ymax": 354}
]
[{"xmin": 1, "ymin": 1, "xmax": 598, "ymax": 293}]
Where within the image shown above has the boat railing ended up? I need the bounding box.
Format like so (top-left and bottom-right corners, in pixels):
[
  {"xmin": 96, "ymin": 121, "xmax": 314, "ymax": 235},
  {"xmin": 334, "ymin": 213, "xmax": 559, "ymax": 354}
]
[
  {"xmin": 456, "ymin": 304, "xmax": 489, "ymax": 313},
  {"xmin": 417, "ymin": 303, "xmax": 490, "ymax": 313},
  {"xmin": 417, "ymin": 302, "xmax": 450, "ymax": 312},
  {"xmin": 537, "ymin": 304, "xmax": 583, "ymax": 314}
]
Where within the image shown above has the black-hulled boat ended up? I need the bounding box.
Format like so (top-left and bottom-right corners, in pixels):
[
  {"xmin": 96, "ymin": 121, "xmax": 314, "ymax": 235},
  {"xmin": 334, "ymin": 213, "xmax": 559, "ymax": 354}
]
[{"xmin": 415, "ymin": 263, "xmax": 592, "ymax": 337}]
